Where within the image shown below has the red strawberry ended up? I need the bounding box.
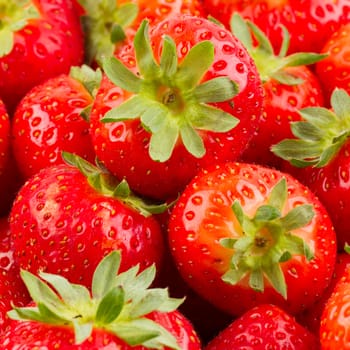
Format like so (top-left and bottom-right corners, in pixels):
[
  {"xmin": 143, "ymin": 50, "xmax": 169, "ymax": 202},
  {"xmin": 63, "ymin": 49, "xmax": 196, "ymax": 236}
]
[
  {"xmin": 205, "ymin": 304, "xmax": 319, "ymax": 349},
  {"xmin": 11, "ymin": 65, "xmax": 99, "ymax": 180},
  {"xmin": 1, "ymin": 251, "xmax": 201, "ymax": 349},
  {"xmin": 316, "ymin": 23, "xmax": 350, "ymax": 107},
  {"xmin": 0, "ymin": 218, "xmax": 30, "ymax": 334},
  {"xmin": 229, "ymin": 14, "xmax": 325, "ymax": 168},
  {"xmin": 0, "ymin": 0, "xmax": 84, "ymax": 114},
  {"xmin": 168, "ymin": 161, "xmax": 337, "ymax": 317},
  {"xmin": 0, "ymin": 99, "xmax": 10, "ymax": 175},
  {"xmin": 202, "ymin": 0, "xmax": 350, "ymax": 55},
  {"xmin": 320, "ymin": 264, "xmax": 350, "ymax": 349},
  {"xmin": 90, "ymin": 15, "xmax": 263, "ymax": 200},
  {"xmin": 9, "ymin": 153, "xmax": 166, "ymax": 287},
  {"xmin": 272, "ymin": 88, "xmax": 350, "ymax": 250}
]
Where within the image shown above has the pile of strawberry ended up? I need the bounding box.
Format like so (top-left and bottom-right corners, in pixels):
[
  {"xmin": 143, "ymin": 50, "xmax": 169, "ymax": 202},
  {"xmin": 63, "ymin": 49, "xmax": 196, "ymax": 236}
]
[{"xmin": 1, "ymin": 0, "xmax": 350, "ymax": 349}]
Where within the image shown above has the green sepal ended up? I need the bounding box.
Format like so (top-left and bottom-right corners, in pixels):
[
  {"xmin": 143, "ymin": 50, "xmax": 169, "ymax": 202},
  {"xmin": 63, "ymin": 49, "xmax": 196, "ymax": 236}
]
[
  {"xmin": 70, "ymin": 64, "xmax": 103, "ymax": 97},
  {"xmin": 96, "ymin": 286, "xmax": 124, "ymax": 324},
  {"xmin": 73, "ymin": 321, "xmax": 94, "ymax": 345},
  {"xmin": 61, "ymin": 152, "xmax": 168, "ymax": 216},
  {"xmin": 230, "ymin": 13, "xmax": 326, "ymax": 84},
  {"xmin": 221, "ymin": 177, "xmax": 315, "ymax": 298},
  {"xmin": 272, "ymin": 88, "xmax": 350, "ymax": 167}
]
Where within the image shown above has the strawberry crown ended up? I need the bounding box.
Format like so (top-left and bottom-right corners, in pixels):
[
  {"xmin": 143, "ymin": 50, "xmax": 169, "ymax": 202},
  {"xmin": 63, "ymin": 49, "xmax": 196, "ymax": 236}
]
[
  {"xmin": 230, "ymin": 13, "xmax": 327, "ymax": 84},
  {"xmin": 101, "ymin": 19, "xmax": 240, "ymax": 163},
  {"xmin": 78, "ymin": 0, "xmax": 138, "ymax": 65},
  {"xmin": 221, "ymin": 177, "xmax": 314, "ymax": 298},
  {"xmin": 62, "ymin": 152, "xmax": 168, "ymax": 216},
  {"xmin": 0, "ymin": 0, "xmax": 39, "ymax": 57},
  {"xmin": 8, "ymin": 250, "xmax": 185, "ymax": 349},
  {"xmin": 272, "ymin": 88, "xmax": 350, "ymax": 167}
]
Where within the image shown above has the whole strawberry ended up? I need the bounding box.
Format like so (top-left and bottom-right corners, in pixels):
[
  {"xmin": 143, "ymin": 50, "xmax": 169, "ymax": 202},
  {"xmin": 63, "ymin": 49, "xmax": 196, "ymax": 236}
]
[
  {"xmin": 11, "ymin": 65, "xmax": 99, "ymax": 180},
  {"xmin": 0, "ymin": 0, "xmax": 84, "ymax": 114},
  {"xmin": 90, "ymin": 15, "xmax": 263, "ymax": 200},
  {"xmin": 205, "ymin": 304, "xmax": 319, "ymax": 350},
  {"xmin": 9, "ymin": 153, "xmax": 166, "ymax": 287},
  {"xmin": 1, "ymin": 251, "xmax": 201, "ymax": 349}
]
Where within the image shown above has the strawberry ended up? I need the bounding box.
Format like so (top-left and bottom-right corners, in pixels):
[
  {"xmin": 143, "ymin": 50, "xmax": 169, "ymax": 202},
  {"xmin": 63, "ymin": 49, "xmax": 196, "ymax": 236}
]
[
  {"xmin": 320, "ymin": 264, "xmax": 350, "ymax": 349},
  {"xmin": 272, "ymin": 88, "xmax": 350, "ymax": 251},
  {"xmin": 205, "ymin": 304, "xmax": 319, "ymax": 349},
  {"xmin": 0, "ymin": 99, "xmax": 10, "ymax": 175},
  {"xmin": 90, "ymin": 15, "xmax": 264, "ymax": 200},
  {"xmin": 0, "ymin": 218, "xmax": 30, "ymax": 334},
  {"xmin": 9, "ymin": 153, "xmax": 166, "ymax": 287},
  {"xmin": 202, "ymin": 0, "xmax": 350, "ymax": 55},
  {"xmin": 168, "ymin": 161, "xmax": 337, "ymax": 317},
  {"xmin": 229, "ymin": 14, "xmax": 325, "ymax": 168},
  {"xmin": 11, "ymin": 65, "xmax": 99, "ymax": 180},
  {"xmin": 316, "ymin": 23, "xmax": 350, "ymax": 107},
  {"xmin": 1, "ymin": 251, "xmax": 201, "ymax": 349},
  {"xmin": 0, "ymin": 0, "xmax": 84, "ymax": 114}
]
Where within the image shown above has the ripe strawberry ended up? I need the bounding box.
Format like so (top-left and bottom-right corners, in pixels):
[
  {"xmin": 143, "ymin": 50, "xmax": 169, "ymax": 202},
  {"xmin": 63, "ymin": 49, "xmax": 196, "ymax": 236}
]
[
  {"xmin": 168, "ymin": 161, "xmax": 337, "ymax": 317},
  {"xmin": 229, "ymin": 14, "xmax": 325, "ymax": 168},
  {"xmin": 2, "ymin": 251, "xmax": 201, "ymax": 349},
  {"xmin": 0, "ymin": 0, "xmax": 84, "ymax": 114},
  {"xmin": 205, "ymin": 304, "xmax": 319, "ymax": 349},
  {"xmin": 316, "ymin": 23, "xmax": 350, "ymax": 107},
  {"xmin": 0, "ymin": 218, "xmax": 30, "ymax": 334},
  {"xmin": 90, "ymin": 15, "xmax": 263, "ymax": 200},
  {"xmin": 202, "ymin": 0, "xmax": 350, "ymax": 55},
  {"xmin": 0, "ymin": 99, "xmax": 10, "ymax": 175},
  {"xmin": 9, "ymin": 153, "xmax": 166, "ymax": 287},
  {"xmin": 320, "ymin": 264, "xmax": 350, "ymax": 349},
  {"xmin": 11, "ymin": 65, "xmax": 99, "ymax": 180},
  {"xmin": 272, "ymin": 88, "xmax": 350, "ymax": 250}
]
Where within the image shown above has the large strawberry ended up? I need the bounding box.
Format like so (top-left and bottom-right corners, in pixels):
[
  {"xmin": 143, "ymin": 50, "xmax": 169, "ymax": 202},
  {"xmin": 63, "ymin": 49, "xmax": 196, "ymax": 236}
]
[
  {"xmin": 205, "ymin": 304, "xmax": 319, "ymax": 349},
  {"xmin": 90, "ymin": 15, "xmax": 264, "ymax": 200},
  {"xmin": 2, "ymin": 251, "xmax": 201, "ymax": 349},
  {"xmin": 272, "ymin": 88, "xmax": 350, "ymax": 251},
  {"xmin": 168, "ymin": 161, "xmax": 337, "ymax": 317},
  {"xmin": 202, "ymin": 0, "xmax": 350, "ymax": 55},
  {"xmin": 229, "ymin": 13, "xmax": 325, "ymax": 168},
  {"xmin": 0, "ymin": 218, "xmax": 30, "ymax": 334},
  {"xmin": 9, "ymin": 153, "xmax": 166, "ymax": 287},
  {"xmin": 11, "ymin": 65, "xmax": 99, "ymax": 180},
  {"xmin": 0, "ymin": 0, "xmax": 84, "ymax": 114},
  {"xmin": 316, "ymin": 22, "xmax": 350, "ymax": 107}
]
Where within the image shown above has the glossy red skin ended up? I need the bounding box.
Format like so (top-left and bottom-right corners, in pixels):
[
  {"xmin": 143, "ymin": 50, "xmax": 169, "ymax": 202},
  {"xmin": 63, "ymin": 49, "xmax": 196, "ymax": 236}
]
[
  {"xmin": 9, "ymin": 163, "xmax": 165, "ymax": 287},
  {"xmin": 0, "ymin": 310, "xmax": 201, "ymax": 349},
  {"xmin": 90, "ymin": 15, "xmax": 263, "ymax": 200},
  {"xmin": 168, "ymin": 162, "xmax": 337, "ymax": 317},
  {"xmin": 316, "ymin": 23, "xmax": 350, "ymax": 107},
  {"xmin": 282, "ymin": 140, "xmax": 350, "ymax": 252},
  {"xmin": 205, "ymin": 304, "xmax": 319, "ymax": 350},
  {"xmin": 320, "ymin": 266, "xmax": 350, "ymax": 349},
  {"xmin": 297, "ymin": 252, "xmax": 350, "ymax": 336},
  {"xmin": 11, "ymin": 74, "xmax": 96, "ymax": 180},
  {"xmin": 240, "ymin": 66, "xmax": 324, "ymax": 169},
  {"xmin": 202, "ymin": 0, "xmax": 350, "ymax": 55},
  {"xmin": 0, "ymin": 99, "xmax": 10, "ymax": 179},
  {"xmin": 0, "ymin": 0, "xmax": 84, "ymax": 114},
  {"xmin": 0, "ymin": 218, "xmax": 30, "ymax": 334}
]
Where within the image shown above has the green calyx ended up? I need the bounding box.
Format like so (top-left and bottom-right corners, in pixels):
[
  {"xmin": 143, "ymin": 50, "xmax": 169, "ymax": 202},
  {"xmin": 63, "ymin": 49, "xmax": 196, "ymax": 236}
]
[
  {"xmin": 69, "ymin": 64, "xmax": 103, "ymax": 121},
  {"xmin": 230, "ymin": 13, "xmax": 327, "ymax": 84},
  {"xmin": 101, "ymin": 20, "xmax": 239, "ymax": 162},
  {"xmin": 0, "ymin": 0, "xmax": 39, "ymax": 57},
  {"xmin": 78, "ymin": 0, "xmax": 138, "ymax": 65},
  {"xmin": 8, "ymin": 251, "xmax": 184, "ymax": 349},
  {"xmin": 272, "ymin": 88, "xmax": 350, "ymax": 167},
  {"xmin": 221, "ymin": 177, "xmax": 314, "ymax": 298},
  {"xmin": 62, "ymin": 152, "xmax": 168, "ymax": 216}
]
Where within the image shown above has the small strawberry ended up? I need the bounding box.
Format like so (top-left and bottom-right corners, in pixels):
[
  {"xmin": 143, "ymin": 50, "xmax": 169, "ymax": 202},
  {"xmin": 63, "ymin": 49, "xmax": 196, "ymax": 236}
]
[
  {"xmin": 205, "ymin": 304, "xmax": 319, "ymax": 350},
  {"xmin": 0, "ymin": 0, "xmax": 85, "ymax": 114},
  {"xmin": 2, "ymin": 250, "xmax": 201, "ymax": 349},
  {"xmin": 11, "ymin": 65, "xmax": 99, "ymax": 180},
  {"xmin": 9, "ymin": 152, "xmax": 166, "ymax": 287},
  {"xmin": 90, "ymin": 15, "xmax": 263, "ymax": 200},
  {"xmin": 168, "ymin": 161, "xmax": 337, "ymax": 317}
]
